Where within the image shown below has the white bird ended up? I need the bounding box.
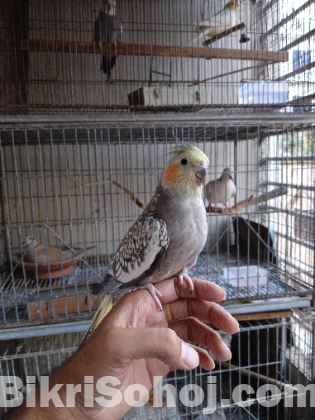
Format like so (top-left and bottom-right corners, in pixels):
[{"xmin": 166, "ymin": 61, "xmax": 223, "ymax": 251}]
[
  {"xmin": 190, "ymin": 0, "xmax": 239, "ymax": 46},
  {"xmin": 206, "ymin": 167, "xmax": 236, "ymax": 212},
  {"xmin": 23, "ymin": 236, "xmax": 87, "ymax": 265}
]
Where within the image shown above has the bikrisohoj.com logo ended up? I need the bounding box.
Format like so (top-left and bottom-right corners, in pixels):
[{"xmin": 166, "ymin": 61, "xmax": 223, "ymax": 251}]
[{"xmin": 1, "ymin": 375, "xmax": 314, "ymax": 410}]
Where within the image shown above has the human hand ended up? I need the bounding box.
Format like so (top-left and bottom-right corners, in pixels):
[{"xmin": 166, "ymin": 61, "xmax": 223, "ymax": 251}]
[
  {"xmin": 10, "ymin": 278, "xmax": 238, "ymax": 420},
  {"xmin": 64, "ymin": 277, "xmax": 239, "ymax": 419}
]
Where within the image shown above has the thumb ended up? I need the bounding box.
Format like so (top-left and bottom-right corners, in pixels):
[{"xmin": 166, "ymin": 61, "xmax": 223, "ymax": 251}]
[{"xmin": 107, "ymin": 327, "xmax": 200, "ymax": 370}]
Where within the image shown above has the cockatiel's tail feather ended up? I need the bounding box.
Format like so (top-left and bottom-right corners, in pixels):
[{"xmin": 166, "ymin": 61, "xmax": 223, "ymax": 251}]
[
  {"xmin": 92, "ymin": 272, "xmax": 122, "ymax": 295},
  {"xmin": 83, "ymin": 294, "xmax": 114, "ymax": 342}
]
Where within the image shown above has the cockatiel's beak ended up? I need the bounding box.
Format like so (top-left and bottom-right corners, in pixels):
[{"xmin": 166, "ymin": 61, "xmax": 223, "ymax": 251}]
[{"xmin": 195, "ymin": 164, "xmax": 208, "ymax": 185}]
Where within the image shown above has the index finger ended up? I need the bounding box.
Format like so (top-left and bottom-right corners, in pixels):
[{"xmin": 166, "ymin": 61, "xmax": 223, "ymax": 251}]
[{"xmin": 155, "ymin": 277, "xmax": 226, "ymax": 305}]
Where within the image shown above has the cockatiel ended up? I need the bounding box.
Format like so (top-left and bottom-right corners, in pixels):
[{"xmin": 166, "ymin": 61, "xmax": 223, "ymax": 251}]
[
  {"xmin": 94, "ymin": 0, "xmax": 122, "ymax": 80},
  {"xmin": 189, "ymin": 0, "xmax": 239, "ymax": 46},
  {"xmin": 206, "ymin": 167, "xmax": 236, "ymax": 213},
  {"xmin": 23, "ymin": 236, "xmax": 87, "ymax": 265},
  {"xmin": 85, "ymin": 145, "xmax": 209, "ymax": 340}
]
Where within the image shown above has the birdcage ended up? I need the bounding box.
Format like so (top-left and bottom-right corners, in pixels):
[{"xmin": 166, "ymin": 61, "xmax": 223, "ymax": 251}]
[
  {"xmin": 1, "ymin": 315, "xmax": 314, "ymax": 419},
  {"xmin": 0, "ymin": 114, "xmax": 313, "ymax": 331},
  {"xmin": 0, "ymin": 0, "xmax": 314, "ymax": 419},
  {"xmin": 1, "ymin": 0, "xmax": 314, "ymax": 114}
]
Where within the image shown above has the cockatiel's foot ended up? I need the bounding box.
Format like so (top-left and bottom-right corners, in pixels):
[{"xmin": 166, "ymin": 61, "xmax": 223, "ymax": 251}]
[
  {"xmin": 138, "ymin": 283, "xmax": 163, "ymax": 311},
  {"xmin": 177, "ymin": 273, "xmax": 194, "ymax": 294}
]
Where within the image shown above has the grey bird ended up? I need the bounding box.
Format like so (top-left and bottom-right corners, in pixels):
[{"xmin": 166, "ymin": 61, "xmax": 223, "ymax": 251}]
[
  {"xmin": 94, "ymin": 0, "xmax": 122, "ymax": 80},
  {"xmin": 85, "ymin": 145, "xmax": 209, "ymax": 339},
  {"xmin": 206, "ymin": 167, "xmax": 236, "ymax": 212}
]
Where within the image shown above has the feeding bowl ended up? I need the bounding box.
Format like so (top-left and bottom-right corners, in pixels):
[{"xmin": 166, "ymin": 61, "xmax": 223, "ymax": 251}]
[{"xmin": 12, "ymin": 253, "xmax": 82, "ymax": 280}]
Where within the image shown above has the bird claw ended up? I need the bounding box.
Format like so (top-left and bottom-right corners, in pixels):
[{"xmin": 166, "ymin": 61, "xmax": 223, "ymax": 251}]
[
  {"xmin": 206, "ymin": 204, "xmax": 213, "ymax": 213},
  {"xmin": 177, "ymin": 273, "xmax": 194, "ymax": 294},
  {"xmin": 139, "ymin": 283, "xmax": 163, "ymax": 311}
]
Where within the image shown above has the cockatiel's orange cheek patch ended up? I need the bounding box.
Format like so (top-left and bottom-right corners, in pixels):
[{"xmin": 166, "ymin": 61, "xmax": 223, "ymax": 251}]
[{"xmin": 164, "ymin": 163, "xmax": 180, "ymax": 183}]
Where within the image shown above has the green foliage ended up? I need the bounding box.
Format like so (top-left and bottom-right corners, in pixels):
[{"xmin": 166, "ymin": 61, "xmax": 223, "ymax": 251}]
[{"xmin": 281, "ymin": 130, "xmax": 315, "ymax": 158}]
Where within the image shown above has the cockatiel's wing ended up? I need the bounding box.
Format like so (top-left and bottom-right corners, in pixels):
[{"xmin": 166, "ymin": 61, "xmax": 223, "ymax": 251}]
[
  {"xmin": 83, "ymin": 218, "xmax": 169, "ymax": 342},
  {"xmin": 92, "ymin": 217, "xmax": 170, "ymax": 295}
]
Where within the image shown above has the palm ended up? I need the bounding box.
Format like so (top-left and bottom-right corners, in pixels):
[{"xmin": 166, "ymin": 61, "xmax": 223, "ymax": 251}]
[{"xmin": 103, "ymin": 290, "xmax": 174, "ymax": 391}]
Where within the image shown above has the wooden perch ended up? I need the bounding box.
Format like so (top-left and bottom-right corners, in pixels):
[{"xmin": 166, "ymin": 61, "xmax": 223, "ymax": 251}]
[
  {"xmin": 21, "ymin": 40, "xmax": 288, "ymax": 63},
  {"xmin": 109, "ymin": 180, "xmax": 146, "ymax": 209},
  {"xmin": 190, "ymin": 62, "xmax": 271, "ymax": 86},
  {"xmin": 67, "ymin": 162, "xmax": 146, "ymax": 209},
  {"xmin": 220, "ymin": 362, "xmax": 297, "ymax": 392},
  {"xmin": 203, "ymin": 23, "xmax": 246, "ymax": 46},
  {"xmin": 211, "ymin": 187, "xmax": 287, "ymax": 216}
]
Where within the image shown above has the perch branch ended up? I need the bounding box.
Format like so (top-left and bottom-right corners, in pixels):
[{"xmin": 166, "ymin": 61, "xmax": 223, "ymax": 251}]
[
  {"xmin": 67, "ymin": 162, "xmax": 146, "ymax": 209},
  {"xmin": 74, "ymin": 179, "xmax": 110, "ymax": 192},
  {"xmin": 220, "ymin": 362, "xmax": 297, "ymax": 391},
  {"xmin": 210, "ymin": 187, "xmax": 287, "ymax": 216},
  {"xmin": 109, "ymin": 180, "xmax": 146, "ymax": 209},
  {"xmin": 21, "ymin": 40, "xmax": 288, "ymax": 63},
  {"xmin": 203, "ymin": 23, "xmax": 246, "ymax": 46},
  {"xmin": 190, "ymin": 62, "xmax": 273, "ymax": 86}
]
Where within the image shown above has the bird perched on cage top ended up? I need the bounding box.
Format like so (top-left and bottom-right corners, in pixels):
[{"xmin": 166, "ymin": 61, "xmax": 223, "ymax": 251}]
[
  {"xmin": 94, "ymin": 0, "xmax": 122, "ymax": 80},
  {"xmin": 189, "ymin": 0, "xmax": 240, "ymax": 46},
  {"xmin": 23, "ymin": 236, "xmax": 86, "ymax": 265},
  {"xmin": 206, "ymin": 167, "xmax": 236, "ymax": 213},
  {"xmin": 85, "ymin": 145, "xmax": 209, "ymax": 340}
]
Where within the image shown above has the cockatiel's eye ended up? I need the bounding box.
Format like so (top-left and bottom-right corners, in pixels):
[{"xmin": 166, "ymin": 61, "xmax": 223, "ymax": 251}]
[{"xmin": 181, "ymin": 158, "xmax": 188, "ymax": 165}]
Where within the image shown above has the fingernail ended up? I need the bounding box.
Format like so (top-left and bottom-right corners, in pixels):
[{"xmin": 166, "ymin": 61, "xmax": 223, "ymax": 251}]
[
  {"xmin": 181, "ymin": 342, "xmax": 199, "ymax": 369},
  {"xmin": 222, "ymin": 290, "xmax": 226, "ymax": 300}
]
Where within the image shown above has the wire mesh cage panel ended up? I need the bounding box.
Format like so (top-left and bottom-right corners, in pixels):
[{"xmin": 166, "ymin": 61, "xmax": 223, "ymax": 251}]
[
  {"xmin": 0, "ymin": 115, "xmax": 313, "ymax": 328},
  {"xmin": 1, "ymin": 0, "xmax": 314, "ymax": 114},
  {"xmin": 0, "ymin": 315, "xmax": 314, "ymax": 419}
]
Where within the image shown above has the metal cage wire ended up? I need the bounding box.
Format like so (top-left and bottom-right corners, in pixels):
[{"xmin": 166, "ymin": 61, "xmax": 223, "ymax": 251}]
[
  {"xmin": 0, "ymin": 0, "xmax": 314, "ymax": 418},
  {"xmin": 0, "ymin": 114, "xmax": 313, "ymax": 329},
  {"xmin": 1, "ymin": 0, "xmax": 315, "ymax": 114},
  {"xmin": 0, "ymin": 315, "xmax": 314, "ymax": 419}
]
